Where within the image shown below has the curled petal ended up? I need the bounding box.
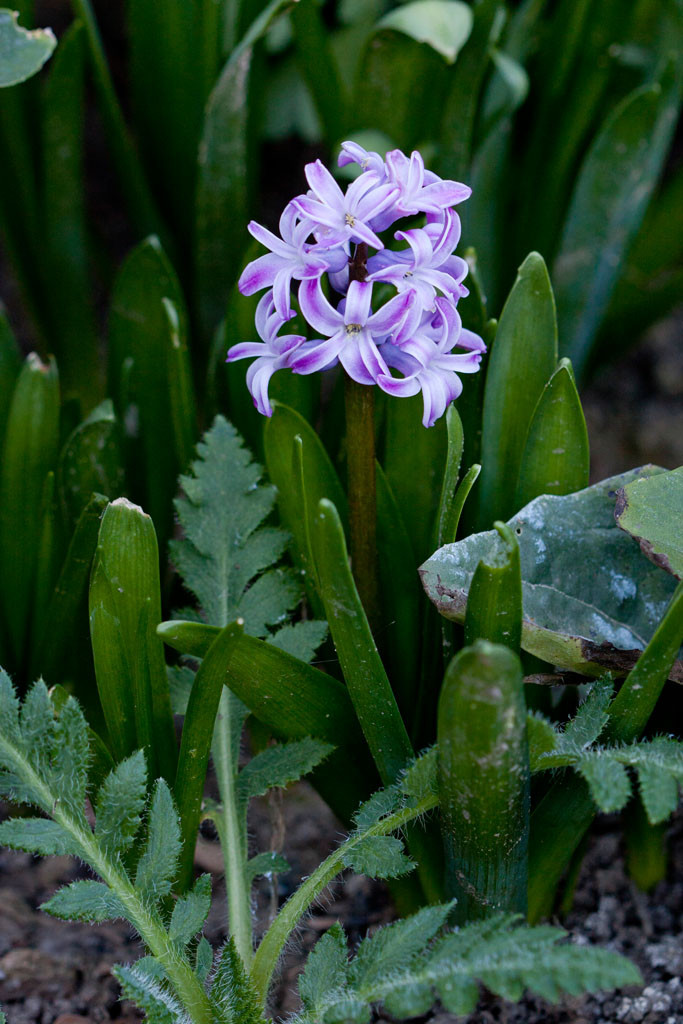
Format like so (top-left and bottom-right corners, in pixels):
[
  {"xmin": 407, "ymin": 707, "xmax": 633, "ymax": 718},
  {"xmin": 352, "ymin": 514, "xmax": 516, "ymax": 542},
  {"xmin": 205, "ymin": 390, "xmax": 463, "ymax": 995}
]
[
  {"xmin": 344, "ymin": 280, "xmax": 373, "ymax": 325},
  {"xmin": 377, "ymin": 372, "xmax": 421, "ymax": 398},
  {"xmin": 226, "ymin": 341, "xmax": 269, "ymax": 362},
  {"xmin": 238, "ymin": 252, "xmax": 284, "ymax": 296},
  {"xmin": 290, "ymin": 333, "xmax": 346, "ymax": 375},
  {"xmin": 420, "ymin": 179, "xmax": 471, "ymax": 209},
  {"xmin": 305, "ymin": 160, "xmax": 345, "ymax": 209},
  {"xmin": 299, "ymin": 277, "xmax": 342, "ymax": 336},
  {"xmin": 247, "ymin": 220, "xmax": 291, "ymax": 259}
]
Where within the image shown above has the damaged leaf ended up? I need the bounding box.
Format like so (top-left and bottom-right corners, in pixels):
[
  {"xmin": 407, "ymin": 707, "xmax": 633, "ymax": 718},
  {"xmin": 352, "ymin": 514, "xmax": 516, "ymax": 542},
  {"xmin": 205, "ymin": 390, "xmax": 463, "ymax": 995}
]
[
  {"xmin": 420, "ymin": 468, "xmax": 682, "ymax": 681},
  {"xmin": 615, "ymin": 466, "xmax": 683, "ymax": 581},
  {"xmin": 0, "ymin": 9, "xmax": 56, "ymax": 87}
]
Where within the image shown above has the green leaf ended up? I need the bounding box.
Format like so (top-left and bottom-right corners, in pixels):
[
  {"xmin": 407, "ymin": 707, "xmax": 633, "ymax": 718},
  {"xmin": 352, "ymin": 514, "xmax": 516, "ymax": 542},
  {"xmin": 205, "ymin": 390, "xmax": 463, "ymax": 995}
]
[
  {"xmin": 245, "ymin": 851, "xmax": 290, "ymax": 885},
  {"xmin": 561, "ymin": 678, "xmax": 613, "ymax": 753},
  {"xmin": 95, "ymin": 750, "xmax": 147, "ymax": 860},
  {"xmin": 400, "ymin": 747, "xmax": 438, "ymax": 804},
  {"xmin": 135, "ymin": 779, "xmax": 182, "ymax": 902},
  {"xmin": 89, "ymin": 498, "xmax": 177, "ymax": 782},
  {"xmin": 0, "ymin": 353, "xmax": 59, "ymax": 665},
  {"xmin": 350, "ymin": 903, "xmax": 452, "ymax": 988},
  {"xmin": 173, "ymin": 415, "xmax": 296, "ymax": 634},
  {"xmin": 378, "ymin": 0, "xmax": 472, "ymax": 63},
  {"xmin": 422, "ymin": 467, "xmax": 682, "ymax": 680},
  {"xmin": 51, "ymin": 695, "xmax": 90, "ymax": 820},
  {"xmin": 114, "ymin": 962, "xmax": 184, "ymax": 1024},
  {"xmin": 342, "ymin": 835, "xmax": 415, "ymax": 879},
  {"xmin": 291, "ymin": 0, "xmax": 349, "ymax": 139},
  {"xmin": 615, "ymin": 466, "xmax": 683, "ymax": 580},
  {"xmin": 237, "ymin": 737, "xmax": 334, "ymax": 802},
  {"xmin": 478, "ymin": 252, "xmax": 558, "ymax": 526},
  {"xmin": 527, "ymin": 713, "xmax": 558, "ymax": 768},
  {"xmin": 577, "ymin": 753, "xmax": 631, "ymax": 814},
  {"xmin": 0, "ymin": 9, "xmax": 56, "ymax": 86},
  {"xmin": 210, "ymin": 937, "xmax": 264, "ymax": 1024},
  {"xmin": 434, "ymin": 405, "xmax": 464, "ymax": 548},
  {"xmin": 108, "ymin": 236, "xmax": 191, "ymax": 542},
  {"xmin": 195, "ymin": 937, "xmax": 214, "ymax": 982},
  {"xmin": 268, "ymin": 620, "xmax": 328, "ymax": 663},
  {"xmin": 438, "ymin": 642, "xmax": 528, "ymax": 921},
  {"xmin": 42, "ymin": 880, "xmax": 126, "ymax": 923},
  {"xmin": 515, "ymin": 358, "xmax": 590, "ymax": 510},
  {"xmin": 311, "ymin": 499, "xmax": 414, "ymax": 786},
  {"xmin": 58, "ymin": 400, "xmax": 123, "ymax": 527},
  {"xmin": 352, "ymin": 786, "xmax": 401, "ymax": 830},
  {"xmin": 464, "ymin": 522, "xmax": 522, "ymax": 652},
  {"xmin": 299, "ymin": 923, "xmax": 348, "ymax": 1016},
  {"xmin": 0, "ymin": 817, "xmax": 72, "ymax": 855},
  {"xmin": 0, "ymin": 307, "xmax": 20, "ymax": 451},
  {"xmin": 169, "ymin": 874, "xmax": 212, "ymax": 947},
  {"xmin": 555, "ymin": 67, "xmax": 683, "ymax": 380}
]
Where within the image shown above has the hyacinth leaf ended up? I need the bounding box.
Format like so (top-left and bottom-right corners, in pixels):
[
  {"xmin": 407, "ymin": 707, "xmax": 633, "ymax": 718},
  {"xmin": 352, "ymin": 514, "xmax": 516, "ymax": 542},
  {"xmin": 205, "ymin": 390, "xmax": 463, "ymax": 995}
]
[
  {"xmin": 515, "ymin": 358, "xmax": 590, "ymax": 510},
  {"xmin": 434, "ymin": 404, "xmax": 464, "ymax": 548},
  {"xmin": 0, "ymin": 9, "xmax": 56, "ymax": 87},
  {"xmin": 376, "ymin": 462, "xmax": 421, "ymax": 713},
  {"xmin": 615, "ymin": 467, "xmax": 683, "ymax": 581},
  {"xmin": 554, "ymin": 66, "xmax": 683, "ymax": 380},
  {"xmin": 378, "ymin": 0, "xmax": 473, "ymax": 63},
  {"xmin": 384, "ymin": 392, "xmax": 448, "ymax": 563},
  {"xmin": 464, "ymin": 522, "xmax": 522, "ymax": 653},
  {"xmin": 0, "ymin": 308, "xmax": 20, "ymax": 449},
  {"xmin": 57, "ymin": 399, "xmax": 124, "ymax": 527},
  {"xmin": 264, "ymin": 401, "xmax": 347, "ymax": 616},
  {"xmin": 438, "ymin": 641, "xmax": 528, "ymax": 922},
  {"xmin": 478, "ymin": 252, "xmax": 558, "ymax": 528},
  {"xmin": 162, "ymin": 298, "xmax": 198, "ymax": 477},
  {"xmin": 421, "ymin": 468, "xmax": 682, "ymax": 681},
  {"xmin": 0, "ymin": 354, "xmax": 59, "ymax": 667},
  {"xmin": 312, "ymin": 498, "xmax": 414, "ymax": 786},
  {"xmin": 291, "ymin": 0, "xmax": 349, "ymax": 140},
  {"xmin": 89, "ymin": 499, "xmax": 177, "ymax": 782},
  {"xmin": 108, "ymin": 236, "xmax": 191, "ymax": 545},
  {"xmin": 33, "ymin": 492, "xmax": 108, "ymax": 684}
]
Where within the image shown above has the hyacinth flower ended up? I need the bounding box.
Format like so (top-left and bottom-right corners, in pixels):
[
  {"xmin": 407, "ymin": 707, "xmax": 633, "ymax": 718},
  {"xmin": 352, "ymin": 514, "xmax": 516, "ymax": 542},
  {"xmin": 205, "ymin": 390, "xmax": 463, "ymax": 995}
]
[{"xmin": 227, "ymin": 143, "xmax": 484, "ymax": 624}]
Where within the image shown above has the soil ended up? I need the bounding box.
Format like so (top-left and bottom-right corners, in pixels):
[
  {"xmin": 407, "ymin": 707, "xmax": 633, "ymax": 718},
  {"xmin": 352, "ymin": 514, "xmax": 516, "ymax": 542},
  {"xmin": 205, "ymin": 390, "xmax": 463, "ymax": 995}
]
[{"xmin": 2, "ymin": 782, "xmax": 683, "ymax": 1024}]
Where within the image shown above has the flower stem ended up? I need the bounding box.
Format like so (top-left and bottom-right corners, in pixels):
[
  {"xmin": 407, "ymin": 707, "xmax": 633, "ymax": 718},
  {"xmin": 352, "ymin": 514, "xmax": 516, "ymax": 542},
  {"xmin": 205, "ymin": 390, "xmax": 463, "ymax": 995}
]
[{"xmin": 345, "ymin": 242, "xmax": 379, "ymax": 632}]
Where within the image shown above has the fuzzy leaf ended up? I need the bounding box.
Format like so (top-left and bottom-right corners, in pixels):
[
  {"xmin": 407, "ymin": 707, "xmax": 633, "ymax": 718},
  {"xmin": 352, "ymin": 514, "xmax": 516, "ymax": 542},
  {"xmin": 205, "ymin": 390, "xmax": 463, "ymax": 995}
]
[
  {"xmin": 578, "ymin": 754, "xmax": 631, "ymax": 814},
  {"xmin": 95, "ymin": 750, "xmax": 147, "ymax": 860},
  {"xmin": 42, "ymin": 880, "xmax": 126, "ymax": 922},
  {"xmin": 0, "ymin": 817, "xmax": 73, "ymax": 855},
  {"xmin": 352, "ymin": 785, "xmax": 401, "ymax": 830},
  {"xmin": 401, "ymin": 747, "xmax": 438, "ymax": 803},
  {"xmin": 350, "ymin": 904, "xmax": 452, "ymax": 989},
  {"xmin": 246, "ymin": 851, "xmax": 291, "ymax": 884},
  {"xmin": 210, "ymin": 937, "xmax": 264, "ymax": 1024},
  {"xmin": 195, "ymin": 937, "xmax": 214, "ymax": 982},
  {"xmin": 114, "ymin": 962, "xmax": 184, "ymax": 1024},
  {"xmin": 341, "ymin": 835, "xmax": 415, "ymax": 879},
  {"xmin": 135, "ymin": 779, "xmax": 181, "ymax": 901},
  {"xmin": 237, "ymin": 737, "xmax": 334, "ymax": 803},
  {"xmin": 299, "ymin": 923, "xmax": 349, "ymax": 1016},
  {"xmin": 527, "ymin": 714, "xmax": 558, "ymax": 768},
  {"xmin": 268, "ymin": 620, "xmax": 328, "ymax": 663},
  {"xmin": 561, "ymin": 678, "xmax": 613, "ymax": 752},
  {"xmin": 169, "ymin": 874, "xmax": 212, "ymax": 946},
  {"xmin": 51, "ymin": 695, "xmax": 90, "ymax": 820}
]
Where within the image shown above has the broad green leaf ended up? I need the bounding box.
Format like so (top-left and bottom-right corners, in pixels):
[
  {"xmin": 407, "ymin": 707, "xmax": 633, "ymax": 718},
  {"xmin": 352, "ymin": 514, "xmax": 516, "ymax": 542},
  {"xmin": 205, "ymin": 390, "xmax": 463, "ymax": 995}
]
[
  {"xmin": 422, "ymin": 468, "xmax": 682, "ymax": 680},
  {"xmin": 237, "ymin": 737, "xmax": 333, "ymax": 802},
  {"xmin": 0, "ymin": 9, "xmax": 55, "ymax": 86},
  {"xmin": 342, "ymin": 835, "xmax": 415, "ymax": 879},
  {"xmin": 464, "ymin": 522, "xmax": 522, "ymax": 652},
  {"xmin": 478, "ymin": 252, "xmax": 558, "ymax": 527},
  {"xmin": 0, "ymin": 353, "xmax": 59, "ymax": 665},
  {"xmin": 169, "ymin": 874, "xmax": 212, "ymax": 946},
  {"xmin": 42, "ymin": 880, "xmax": 125, "ymax": 922},
  {"xmin": 312, "ymin": 499, "xmax": 414, "ymax": 786},
  {"xmin": 378, "ymin": 1, "xmax": 472, "ymax": 63},
  {"xmin": 555, "ymin": 68, "xmax": 683, "ymax": 380},
  {"xmin": 577, "ymin": 754, "xmax": 631, "ymax": 814},
  {"xmin": 89, "ymin": 499, "xmax": 177, "ymax": 782},
  {"xmin": 108, "ymin": 236, "xmax": 191, "ymax": 543},
  {"xmin": 57, "ymin": 400, "xmax": 123, "ymax": 526},
  {"xmin": 438, "ymin": 642, "xmax": 528, "ymax": 921},
  {"xmin": 615, "ymin": 467, "xmax": 683, "ymax": 580},
  {"xmin": 135, "ymin": 779, "xmax": 181, "ymax": 901},
  {"xmin": 515, "ymin": 358, "xmax": 589, "ymax": 510}
]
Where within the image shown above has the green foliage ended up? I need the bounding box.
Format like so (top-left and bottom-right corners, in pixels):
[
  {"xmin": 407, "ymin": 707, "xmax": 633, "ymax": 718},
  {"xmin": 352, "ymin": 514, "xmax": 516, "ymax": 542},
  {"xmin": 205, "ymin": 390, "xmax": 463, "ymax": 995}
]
[
  {"xmin": 615, "ymin": 466, "xmax": 683, "ymax": 580},
  {"xmin": 294, "ymin": 911, "xmax": 640, "ymax": 1023},
  {"xmin": 341, "ymin": 835, "xmax": 415, "ymax": 879},
  {"xmin": 0, "ymin": 9, "xmax": 56, "ymax": 87},
  {"xmin": 135, "ymin": 779, "xmax": 182, "ymax": 901},
  {"xmin": 113, "ymin": 963, "xmax": 185, "ymax": 1024},
  {"xmin": 95, "ymin": 750, "xmax": 147, "ymax": 860},
  {"xmin": 236, "ymin": 737, "xmax": 334, "ymax": 802},
  {"xmin": 209, "ymin": 937, "xmax": 265, "ymax": 1024},
  {"xmin": 170, "ymin": 875, "xmax": 213, "ymax": 947}
]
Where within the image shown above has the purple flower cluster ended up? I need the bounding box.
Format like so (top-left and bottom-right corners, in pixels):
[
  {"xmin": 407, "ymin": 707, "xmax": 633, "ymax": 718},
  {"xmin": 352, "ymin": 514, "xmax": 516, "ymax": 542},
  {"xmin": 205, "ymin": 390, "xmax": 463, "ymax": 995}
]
[{"xmin": 227, "ymin": 143, "xmax": 486, "ymax": 427}]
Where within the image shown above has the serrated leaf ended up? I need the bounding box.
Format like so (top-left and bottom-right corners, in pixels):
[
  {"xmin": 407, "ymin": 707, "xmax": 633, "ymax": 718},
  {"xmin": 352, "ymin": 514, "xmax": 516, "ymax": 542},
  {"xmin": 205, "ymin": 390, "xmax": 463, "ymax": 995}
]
[
  {"xmin": 299, "ymin": 923, "xmax": 348, "ymax": 1015},
  {"xmin": 561, "ymin": 677, "xmax": 613, "ymax": 752},
  {"xmin": 352, "ymin": 785, "xmax": 401, "ymax": 830},
  {"xmin": 114, "ymin": 962, "xmax": 184, "ymax": 1024},
  {"xmin": 95, "ymin": 750, "xmax": 147, "ymax": 860},
  {"xmin": 578, "ymin": 753, "xmax": 631, "ymax": 813},
  {"xmin": 51, "ymin": 696, "xmax": 89, "ymax": 820},
  {"xmin": 637, "ymin": 763, "xmax": 679, "ymax": 825},
  {"xmin": 0, "ymin": 817, "xmax": 73, "ymax": 855},
  {"xmin": 169, "ymin": 874, "xmax": 212, "ymax": 946},
  {"xmin": 245, "ymin": 851, "xmax": 290, "ymax": 884},
  {"xmin": 268, "ymin": 620, "xmax": 328, "ymax": 663},
  {"xmin": 210, "ymin": 937, "xmax": 264, "ymax": 1024},
  {"xmin": 135, "ymin": 779, "xmax": 181, "ymax": 901},
  {"xmin": 400, "ymin": 747, "xmax": 438, "ymax": 803},
  {"xmin": 350, "ymin": 904, "xmax": 452, "ymax": 989},
  {"xmin": 341, "ymin": 835, "xmax": 415, "ymax": 879},
  {"xmin": 42, "ymin": 880, "xmax": 126, "ymax": 923},
  {"xmin": 0, "ymin": 9, "xmax": 56, "ymax": 87},
  {"xmin": 237, "ymin": 737, "xmax": 334, "ymax": 803},
  {"xmin": 422, "ymin": 468, "xmax": 682, "ymax": 680}
]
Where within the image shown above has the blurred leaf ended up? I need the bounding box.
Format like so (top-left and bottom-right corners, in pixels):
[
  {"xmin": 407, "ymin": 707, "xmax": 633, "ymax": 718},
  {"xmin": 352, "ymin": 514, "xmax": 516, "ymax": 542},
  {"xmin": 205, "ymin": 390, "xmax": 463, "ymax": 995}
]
[
  {"xmin": 422, "ymin": 467, "xmax": 682, "ymax": 680},
  {"xmin": 554, "ymin": 65, "xmax": 683, "ymax": 380},
  {"xmin": 0, "ymin": 9, "xmax": 55, "ymax": 87},
  {"xmin": 58, "ymin": 399, "xmax": 124, "ymax": 528},
  {"xmin": 0, "ymin": 307, "xmax": 20, "ymax": 448},
  {"xmin": 237, "ymin": 736, "xmax": 333, "ymax": 801},
  {"xmin": 89, "ymin": 499, "xmax": 177, "ymax": 781},
  {"xmin": 515, "ymin": 358, "xmax": 589, "ymax": 509},
  {"xmin": 342, "ymin": 835, "xmax": 415, "ymax": 878},
  {"xmin": 478, "ymin": 252, "xmax": 557, "ymax": 527},
  {"xmin": 0, "ymin": 354, "xmax": 59, "ymax": 666},
  {"xmin": 378, "ymin": 1, "xmax": 472, "ymax": 63},
  {"xmin": 615, "ymin": 467, "xmax": 683, "ymax": 580},
  {"xmin": 291, "ymin": 0, "xmax": 349, "ymax": 138}
]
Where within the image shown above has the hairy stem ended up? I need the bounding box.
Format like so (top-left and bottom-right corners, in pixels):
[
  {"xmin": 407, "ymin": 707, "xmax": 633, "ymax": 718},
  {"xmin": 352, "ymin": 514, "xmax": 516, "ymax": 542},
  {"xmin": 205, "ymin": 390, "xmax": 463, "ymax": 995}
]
[{"xmin": 250, "ymin": 792, "xmax": 438, "ymax": 1008}]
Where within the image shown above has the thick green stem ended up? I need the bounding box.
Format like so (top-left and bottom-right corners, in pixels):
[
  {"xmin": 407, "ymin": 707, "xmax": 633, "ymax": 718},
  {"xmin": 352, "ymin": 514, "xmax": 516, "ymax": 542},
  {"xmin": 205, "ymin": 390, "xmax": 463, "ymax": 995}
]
[
  {"xmin": 345, "ymin": 377, "xmax": 379, "ymax": 632},
  {"xmin": 250, "ymin": 792, "xmax": 438, "ymax": 1009},
  {"xmin": 212, "ymin": 688, "xmax": 253, "ymax": 968}
]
